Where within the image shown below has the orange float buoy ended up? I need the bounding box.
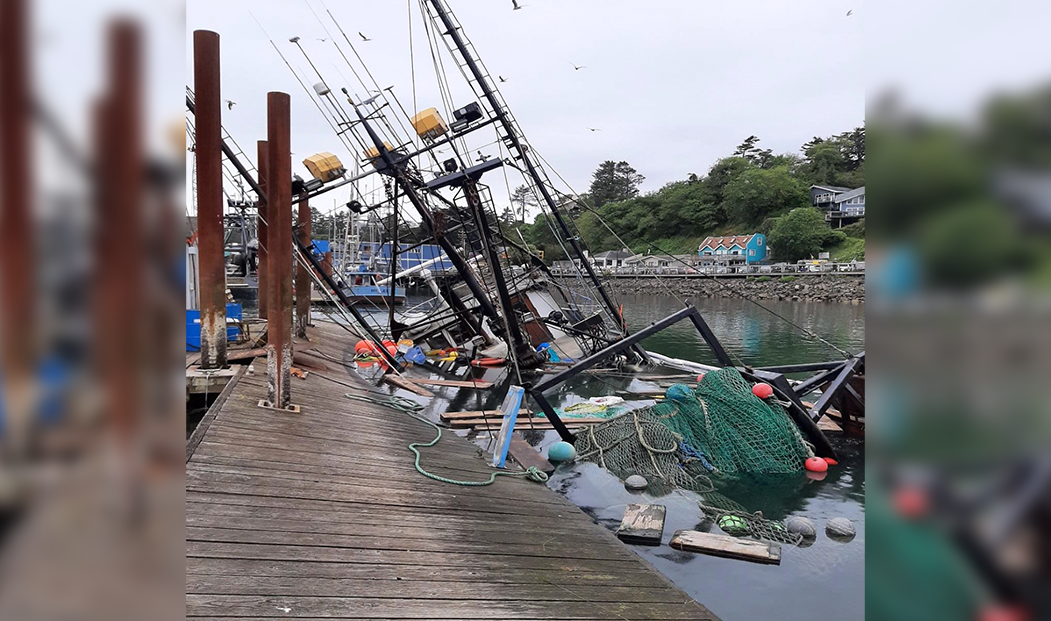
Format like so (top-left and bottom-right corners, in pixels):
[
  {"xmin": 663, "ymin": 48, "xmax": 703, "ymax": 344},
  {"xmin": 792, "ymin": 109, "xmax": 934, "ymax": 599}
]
[
  {"xmin": 354, "ymin": 340, "xmax": 373, "ymax": 354},
  {"xmin": 893, "ymin": 486, "xmax": 930, "ymax": 519},
  {"xmin": 385, "ymin": 344, "xmax": 398, "ymax": 357},
  {"xmin": 696, "ymin": 373, "xmax": 706, "ymax": 382},
  {"xmin": 824, "ymin": 457, "xmax": 839, "ymax": 466},
  {"xmin": 751, "ymin": 382, "xmax": 774, "ymax": 399},
  {"xmin": 804, "ymin": 457, "xmax": 828, "ymax": 473}
]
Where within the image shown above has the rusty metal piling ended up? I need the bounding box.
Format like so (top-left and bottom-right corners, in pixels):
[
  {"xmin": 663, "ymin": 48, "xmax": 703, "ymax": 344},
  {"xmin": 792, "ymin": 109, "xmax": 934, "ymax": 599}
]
[
  {"xmin": 295, "ymin": 194, "xmax": 311, "ymax": 338},
  {"xmin": 265, "ymin": 92, "xmax": 293, "ymax": 409},
  {"xmin": 256, "ymin": 140, "xmax": 269, "ymax": 319},
  {"xmin": 193, "ymin": 30, "xmax": 227, "ymax": 369}
]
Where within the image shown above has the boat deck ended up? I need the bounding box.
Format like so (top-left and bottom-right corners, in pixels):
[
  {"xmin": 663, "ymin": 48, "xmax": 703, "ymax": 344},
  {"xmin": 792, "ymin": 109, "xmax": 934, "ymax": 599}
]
[{"xmin": 186, "ymin": 326, "xmax": 719, "ymax": 619}]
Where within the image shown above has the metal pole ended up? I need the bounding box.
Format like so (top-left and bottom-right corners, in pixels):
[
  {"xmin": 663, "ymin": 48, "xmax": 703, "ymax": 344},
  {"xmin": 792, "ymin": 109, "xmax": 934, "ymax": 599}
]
[
  {"xmin": 266, "ymin": 91, "xmax": 293, "ymax": 408},
  {"xmin": 425, "ymin": 0, "xmax": 629, "ymax": 342},
  {"xmin": 0, "ymin": 0, "xmax": 35, "ymax": 456},
  {"xmin": 181, "ymin": 99, "xmax": 402, "ymax": 371},
  {"xmin": 193, "ymin": 30, "xmax": 227, "ymax": 368},
  {"xmin": 296, "ymin": 193, "xmax": 311, "ymax": 337},
  {"xmin": 256, "ymin": 140, "xmax": 269, "ymax": 319},
  {"xmin": 351, "ymin": 103, "xmax": 502, "ymax": 336}
]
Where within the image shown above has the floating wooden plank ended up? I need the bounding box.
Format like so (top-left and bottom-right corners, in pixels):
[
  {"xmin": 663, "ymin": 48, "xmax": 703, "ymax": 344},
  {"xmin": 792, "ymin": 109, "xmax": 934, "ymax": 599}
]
[
  {"xmin": 414, "ymin": 378, "xmax": 494, "ymax": 389},
  {"xmin": 507, "ymin": 433, "xmax": 554, "ymax": 475},
  {"xmin": 617, "ymin": 504, "xmax": 666, "ymax": 546},
  {"xmin": 383, "ymin": 375, "xmax": 435, "ymax": 397},
  {"xmin": 450, "ymin": 416, "xmax": 607, "ymax": 429},
  {"xmin": 440, "ymin": 410, "xmax": 503, "ymax": 420},
  {"xmin": 669, "ymin": 530, "xmax": 781, "ymax": 565}
]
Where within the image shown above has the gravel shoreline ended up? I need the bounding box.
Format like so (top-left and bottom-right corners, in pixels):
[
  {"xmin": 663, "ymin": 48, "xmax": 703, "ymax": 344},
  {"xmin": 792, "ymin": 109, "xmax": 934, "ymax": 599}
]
[{"xmin": 599, "ymin": 274, "xmax": 865, "ymax": 304}]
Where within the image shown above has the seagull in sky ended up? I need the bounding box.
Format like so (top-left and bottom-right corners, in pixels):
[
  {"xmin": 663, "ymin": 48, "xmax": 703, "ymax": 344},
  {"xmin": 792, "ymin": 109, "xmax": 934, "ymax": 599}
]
[
  {"xmin": 317, "ymin": 37, "xmax": 327, "ymax": 42},
  {"xmin": 226, "ymin": 99, "xmax": 236, "ymax": 110},
  {"xmin": 498, "ymin": 75, "xmax": 508, "ymax": 83},
  {"xmin": 846, "ymin": 9, "xmax": 853, "ymax": 16},
  {"xmin": 586, "ymin": 127, "xmax": 601, "ymax": 132},
  {"xmin": 571, "ymin": 62, "xmax": 587, "ymax": 71},
  {"xmin": 359, "ymin": 31, "xmax": 372, "ymax": 42},
  {"xmin": 512, "ymin": 0, "xmax": 526, "ymax": 10}
]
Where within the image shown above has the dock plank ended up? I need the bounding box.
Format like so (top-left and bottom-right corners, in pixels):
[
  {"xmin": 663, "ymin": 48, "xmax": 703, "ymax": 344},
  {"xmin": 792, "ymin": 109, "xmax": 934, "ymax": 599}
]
[{"xmin": 186, "ymin": 321, "xmax": 720, "ymax": 620}]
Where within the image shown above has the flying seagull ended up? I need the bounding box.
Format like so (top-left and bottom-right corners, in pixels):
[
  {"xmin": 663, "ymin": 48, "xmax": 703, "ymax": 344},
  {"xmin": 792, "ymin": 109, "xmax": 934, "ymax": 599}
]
[
  {"xmin": 226, "ymin": 99, "xmax": 236, "ymax": 110},
  {"xmin": 359, "ymin": 31, "xmax": 372, "ymax": 42},
  {"xmin": 571, "ymin": 62, "xmax": 587, "ymax": 71},
  {"xmin": 288, "ymin": 36, "xmax": 300, "ymax": 43},
  {"xmin": 846, "ymin": 9, "xmax": 853, "ymax": 16},
  {"xmin": 586, "ymin": 127, "xmax": 601, "ymax": 132},
  {"xmin": 498, "ymin": 75, "xmax": 508, "ymax": 83},
  {"xmin": 512, "ymin": 0, "xmax": 525, "ymax": 9},
  {"xmin": 317, "ymin": 37, "xmax": 327, "ymax": 42},
  {"xmin": 476, "ymin": 151, "xmax": 492, "ymax": 163}
]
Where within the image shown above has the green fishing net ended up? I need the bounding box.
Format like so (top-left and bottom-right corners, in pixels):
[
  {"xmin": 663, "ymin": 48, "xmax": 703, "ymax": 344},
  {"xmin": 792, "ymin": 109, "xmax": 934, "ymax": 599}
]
[{"xmin": 573, "ymin": 367, "xmax": 813, "ymax": 544}]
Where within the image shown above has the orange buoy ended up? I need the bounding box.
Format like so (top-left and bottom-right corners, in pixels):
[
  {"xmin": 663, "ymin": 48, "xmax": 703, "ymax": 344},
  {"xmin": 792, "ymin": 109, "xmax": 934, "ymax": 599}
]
[
  {"xmin": 893, "ymin": 486, "xmax": 930, "ymax": 519},
  {"xmin": 696, "ymin": 373, "xmax": 706, "ymax": 382},
  {"xmin": 824, "ymin": 457, "xmax": 839, "ymax": 466},
  {"xmin": 385, "ymin": 344, "xmax": 398, "ymax": 357},
  {"xmin": 804, "ymin": 457, "xmax": 828, "ymax": 473},
  {"xmin": 751, "ymin": 382, "xmax": 774, "ymax": 399}
]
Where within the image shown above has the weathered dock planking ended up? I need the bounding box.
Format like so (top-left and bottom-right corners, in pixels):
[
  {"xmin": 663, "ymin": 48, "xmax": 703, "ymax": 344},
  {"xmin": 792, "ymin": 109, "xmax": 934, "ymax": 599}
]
[{"xmin": 186, "ymin": 324, "xmax": 720, "ymax": 620}]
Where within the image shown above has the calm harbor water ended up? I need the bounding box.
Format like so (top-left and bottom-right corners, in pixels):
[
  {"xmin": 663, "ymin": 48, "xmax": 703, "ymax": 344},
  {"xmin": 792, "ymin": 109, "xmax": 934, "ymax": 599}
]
[{"xmin": 544, "ymin": 294, "xmax": 865, "ymax": 621}]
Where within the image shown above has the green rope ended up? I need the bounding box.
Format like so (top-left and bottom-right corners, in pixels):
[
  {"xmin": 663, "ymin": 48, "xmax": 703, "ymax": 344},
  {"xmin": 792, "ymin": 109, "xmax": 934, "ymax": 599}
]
[{"xmin": 344, "ymin": 393, "xmax": 549, "ymax": 485}]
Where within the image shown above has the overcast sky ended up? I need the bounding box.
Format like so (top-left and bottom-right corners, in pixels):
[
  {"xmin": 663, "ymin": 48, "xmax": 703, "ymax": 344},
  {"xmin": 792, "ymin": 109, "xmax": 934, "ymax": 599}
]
[
  {"xmin": 182, "ymin": 0, "xmax": 1051, "ymax": 218},
  {"xmin": 184, "ymin": 0, "xmax": 867, "ymax": 217}
]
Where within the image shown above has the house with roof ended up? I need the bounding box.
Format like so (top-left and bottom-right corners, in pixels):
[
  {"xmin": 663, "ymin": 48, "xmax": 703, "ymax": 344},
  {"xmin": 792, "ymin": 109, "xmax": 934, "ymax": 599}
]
[
  {"xmin": 697, "ymin": 234, "xmax": 767, "ymax": 265},
  {"xmin": 810, "ymin": 184, "xmax": 865, "ymax": 227},
  {"xmin": 590, "ymin": 248, "xmax": 637, "ymax": 269}
]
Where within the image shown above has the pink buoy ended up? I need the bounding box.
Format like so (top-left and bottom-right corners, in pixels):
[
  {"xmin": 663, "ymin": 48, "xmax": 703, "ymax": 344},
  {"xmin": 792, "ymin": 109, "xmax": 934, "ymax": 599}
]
[
  {"xmin": 751, "ymin": 382, "xmax": 774, "ymax": 399},
  {"xmin": 805, "ymin": 457, "xmax": 828, "ymax": 473},
  {"xmin": 696, "ymin": 373, "xmax": 706, "ymax": 382}
]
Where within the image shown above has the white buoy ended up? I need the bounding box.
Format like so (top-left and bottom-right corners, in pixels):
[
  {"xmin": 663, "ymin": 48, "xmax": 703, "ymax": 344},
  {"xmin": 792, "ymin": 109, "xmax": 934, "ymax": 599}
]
[
  {"xmin": 785, "ymin": 516, "xmax": 817, "ymax": 539},
  {"xmin": 624, "ymin": 475, "xmax": 648, "ymax": 491},
  {"xmin": 826, "ymin": 517, "xmax": 856, "ymax": 541}
]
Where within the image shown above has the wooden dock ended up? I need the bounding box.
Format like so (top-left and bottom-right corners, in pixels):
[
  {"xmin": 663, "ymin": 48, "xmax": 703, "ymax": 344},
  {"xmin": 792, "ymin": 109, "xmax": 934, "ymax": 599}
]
[{"xmin": 186, "ymin": 328, "xmax": 719, "ymax": 620}]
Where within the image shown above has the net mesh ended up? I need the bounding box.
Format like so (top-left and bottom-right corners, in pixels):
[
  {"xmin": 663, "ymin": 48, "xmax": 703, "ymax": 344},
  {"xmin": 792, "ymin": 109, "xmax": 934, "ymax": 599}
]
[{"xmin": 573, "ymin": 367, "xmax": 813, "ymax": 544}]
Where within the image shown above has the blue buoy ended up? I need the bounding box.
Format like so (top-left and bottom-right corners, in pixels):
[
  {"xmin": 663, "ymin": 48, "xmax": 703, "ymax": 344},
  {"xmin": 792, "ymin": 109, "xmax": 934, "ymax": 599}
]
[{"xmin": 548, "ymin": 441, "xmax": 576, "ymax": 462}]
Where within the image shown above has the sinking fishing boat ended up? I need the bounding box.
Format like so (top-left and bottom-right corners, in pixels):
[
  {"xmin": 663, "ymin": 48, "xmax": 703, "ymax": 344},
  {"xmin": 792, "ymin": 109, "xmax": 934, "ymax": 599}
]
[{"xmin": 185, "ymin": 0, "xmax": 863, "ymax": 455}]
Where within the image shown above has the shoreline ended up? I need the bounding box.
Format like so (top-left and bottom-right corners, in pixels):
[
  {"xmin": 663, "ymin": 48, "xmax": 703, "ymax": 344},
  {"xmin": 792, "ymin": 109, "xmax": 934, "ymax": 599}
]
[{"xmin": 599, "ymin": 274, "xmax": 865, "ymax": 304}]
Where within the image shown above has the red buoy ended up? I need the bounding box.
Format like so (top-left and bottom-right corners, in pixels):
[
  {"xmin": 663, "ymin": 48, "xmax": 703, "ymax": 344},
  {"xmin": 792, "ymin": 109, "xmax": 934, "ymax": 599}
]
[
  {"xmin": 696, "ymin": 373, "xmax": 706, "ymax": 382},
  {"xmin": 751, "ymin": 382, "xmax": 774, "ymax": 399},
  {"xmin": 824, "ymin": 457, "xmax": 839, "ymax": 466},
  {"xmin": 978, "ymin": 605, "xmax": 1030, "ymax": 621},
  {"xmin": 355, "ymin": 340, "xmax": 377, "ymax": 354},
  {"xmin": 893, "ymin": 486, "xmax": 930, "ymax": 519},
  {"xmin": 804, "ymin": 457, "xmax": 828, "ymax": 473}
]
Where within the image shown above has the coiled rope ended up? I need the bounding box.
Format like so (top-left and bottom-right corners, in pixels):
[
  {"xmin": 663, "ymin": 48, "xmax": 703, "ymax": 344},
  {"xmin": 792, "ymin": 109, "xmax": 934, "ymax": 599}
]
[{"xmin": 343, "ymin": 393, "xmax": 549, "ymax": 485}]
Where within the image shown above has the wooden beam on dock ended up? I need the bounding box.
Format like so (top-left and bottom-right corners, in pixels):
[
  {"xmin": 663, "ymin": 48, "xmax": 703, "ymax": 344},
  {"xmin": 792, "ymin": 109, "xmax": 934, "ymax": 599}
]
[
  {"xmin": 384, "ymin": 375, "xmax": 435, "ymax": 397},
  {"xmin": 507, "ymin": 433, "xmax": 554, "ymax": 475},
  {"xmin": 414, "ymin": 378, "xmax": 494, "ymax": 389}
]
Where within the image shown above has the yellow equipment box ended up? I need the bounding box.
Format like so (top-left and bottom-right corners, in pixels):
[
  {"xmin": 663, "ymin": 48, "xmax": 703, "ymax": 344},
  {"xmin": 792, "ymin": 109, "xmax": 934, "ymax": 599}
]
[
  {"xmin": 363, "ymin": 142, "xmax": 395, "ymax": 160},
  {"xmin": 302, "ymin": 152, "xmax": 345, "ymax": 182},
  {"xmin": 410, "ymin": 107, "xmax": 448, "ymax": 141}
]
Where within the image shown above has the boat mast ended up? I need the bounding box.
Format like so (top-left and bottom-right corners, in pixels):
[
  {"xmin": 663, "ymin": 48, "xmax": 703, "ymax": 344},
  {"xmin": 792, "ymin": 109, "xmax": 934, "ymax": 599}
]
[{"xmin": 423, "ymin": 0, "xmax": 634, "ymax": 349}]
